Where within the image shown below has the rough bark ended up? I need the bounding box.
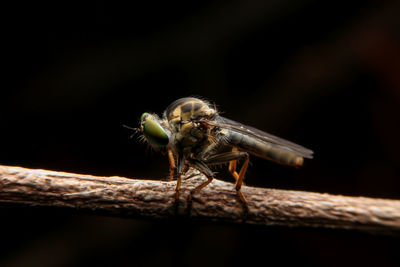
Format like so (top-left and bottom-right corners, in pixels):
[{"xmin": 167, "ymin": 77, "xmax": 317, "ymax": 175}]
[{"xmin": 0, "ymin": 165, "xmax": 399, "ymax": 234}]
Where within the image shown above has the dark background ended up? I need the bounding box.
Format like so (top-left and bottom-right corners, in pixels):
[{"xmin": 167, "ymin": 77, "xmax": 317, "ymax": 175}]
[{"xmin": 1, "ymin": 0, "xmax": 400, "ymax": 266}]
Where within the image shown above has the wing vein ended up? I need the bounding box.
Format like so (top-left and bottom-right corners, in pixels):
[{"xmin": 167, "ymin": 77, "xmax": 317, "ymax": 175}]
[{"xmin": 200, "ymin": 116, "xmax": 314, "ymax": 159}]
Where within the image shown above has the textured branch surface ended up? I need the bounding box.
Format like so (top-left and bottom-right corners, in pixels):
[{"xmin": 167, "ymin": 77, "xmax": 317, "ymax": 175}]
[{"xmin": 1, "ymin": 165, "xmax": 399, "ymax": 234}]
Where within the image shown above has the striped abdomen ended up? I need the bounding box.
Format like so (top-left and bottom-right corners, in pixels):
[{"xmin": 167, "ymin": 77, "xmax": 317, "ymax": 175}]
[{"xmin": 226, "ymin": 131, "xmax": 304, "ymax": 166}]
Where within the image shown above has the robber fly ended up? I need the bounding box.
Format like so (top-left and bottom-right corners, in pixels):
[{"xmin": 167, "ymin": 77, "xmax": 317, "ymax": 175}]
[{"xmin": 139, "ymin": 97, "xmax": 313, "ymax": 206}]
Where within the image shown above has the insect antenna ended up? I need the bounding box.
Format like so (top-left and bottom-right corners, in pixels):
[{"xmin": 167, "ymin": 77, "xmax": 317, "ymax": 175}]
[{"xmin": 122, "ymin": 124, "xmax": 140, "ymax": 139}]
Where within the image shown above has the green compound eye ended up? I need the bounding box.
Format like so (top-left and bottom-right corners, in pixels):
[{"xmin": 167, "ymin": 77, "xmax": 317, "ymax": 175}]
[{"xmin": 141, "ymin": 113, "xmax": 169, "ymax": 147}]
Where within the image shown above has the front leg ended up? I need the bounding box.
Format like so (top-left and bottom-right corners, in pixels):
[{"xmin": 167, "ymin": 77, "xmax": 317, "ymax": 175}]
[
  {"xmin": 174, "ymin": 153, "xmax": 185, "ymax": 201},
  {"xmin": 167, "ymin": 148, "xmax": 176, "ymax": 181}
]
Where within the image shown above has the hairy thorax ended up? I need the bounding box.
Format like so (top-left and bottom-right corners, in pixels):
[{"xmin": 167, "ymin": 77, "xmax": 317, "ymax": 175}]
[{"xmin": 165, "ymin": 97, "xmax": 217, "ymax": 155}]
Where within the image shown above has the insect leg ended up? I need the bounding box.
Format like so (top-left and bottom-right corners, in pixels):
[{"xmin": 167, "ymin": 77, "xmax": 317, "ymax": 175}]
[
  {"xmin": 228, "ymin": 147, "xmax": 239, "ymax": 181},
  {"xmin": 204, "ymin": 150, "xmax": 248, "ymax": 164},
  {"xmin": 167, "ymin": 148, "xmax": 176, "ymax": 181},
  {"xmin": 235, "ymin": 153, "xmax": 249, "ymax": 205},
  {"xmin": 175, "ymin": 153, "xmax": 185, "ymax": 201},
  {"xmin": 187, "ymin": 158, "xmax": 214, "ymax": 197},
  {"xmin": 205, "ymin": 151, "xmax": 249, "ymax": 206}
]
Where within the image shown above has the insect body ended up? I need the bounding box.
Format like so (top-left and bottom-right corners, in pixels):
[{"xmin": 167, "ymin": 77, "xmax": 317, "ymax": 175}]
[{"xmin": 139, "ymin": 97, "xmax": 313, "ymax": 207}]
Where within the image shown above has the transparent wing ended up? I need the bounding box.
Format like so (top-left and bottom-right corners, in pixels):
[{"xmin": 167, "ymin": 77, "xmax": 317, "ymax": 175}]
[{"xmin": 201, "ymin": 116, "xmax": 314, "ymax": 159}]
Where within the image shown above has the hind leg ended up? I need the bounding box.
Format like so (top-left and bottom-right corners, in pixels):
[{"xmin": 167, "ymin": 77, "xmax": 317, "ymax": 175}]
[{"xmin": 205, "ymin": 151, "xmax": 250, "ymax": 210}]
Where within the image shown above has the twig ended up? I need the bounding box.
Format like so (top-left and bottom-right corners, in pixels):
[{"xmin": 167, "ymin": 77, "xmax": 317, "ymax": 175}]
[{"xmin": 0, "ymin": 165, "xmax": 399, "ymax": 234}]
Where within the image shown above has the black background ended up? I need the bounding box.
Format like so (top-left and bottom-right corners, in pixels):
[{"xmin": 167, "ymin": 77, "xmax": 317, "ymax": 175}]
[{"xmin": 1, "ymin": 0, "xmax": 400, "ymax": 266}]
